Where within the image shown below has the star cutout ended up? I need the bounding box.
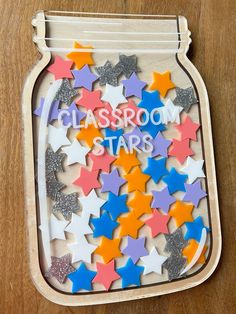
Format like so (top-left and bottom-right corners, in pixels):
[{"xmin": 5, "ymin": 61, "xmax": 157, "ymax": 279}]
[
  {"xmin": 140, "ymin": 114, "xmax": 166, "ymax": 137},
  {"xmin": 176, "ymin": 115, "xmax": 200, "ymax": 141},
  {"xmin": 91, "ymin": 212, "xmax": 119, "ymax": 239},
  {"xmin": 100, "ymin": 168, "xmax": 126, "ymax": 195},
  {"xmin": 164, "ymin": 228, "xmax": 188, "ymax": 256},
  {"xmin": 159, "ymin": 98, "xmax": 183, "ymax": 124},
  {"xmin": 123, "ymin": 126, "xmax": 145, "ymax": 150},
  {"xmin": 122, "ymin": 236, "xmax": 148, "ymax": 263},
  {"xmin": 127, "ymin": 191, "xmax": 153, "ymax": 218},
  {"xmin": 76, "ymin": 88, "xmax": 104, "ymax": 112},
  {"xmin": 118, "ymin": 212, "xmax": 144, "ymax": 238},
  {"xmin": 121, "ymin": 73, "xmax": 146, "ymax": 98},
  {"xmin": 45, "ymin": 146, "xmax": 65, "ymax": 174},
  {"xmin": 140, "ymin": 247, "xmax": 168, "ymax": 275},
  {"xmin": 95, "ymin": 237, "xmax": 122, "ymax": 263},
  {"xmin": 120, "ymin": 99, "xmax": 143, "ymax": 126},
  {"xmin": 102, "ymin": 192, "xmax": 129, "ymax": 220},
  {"xmin": 143, "ymin": 157, "xmax": 168, "ymax": 183},
  {"xmin": 180, "ymin": 157, "xmax": 205, "ymax": 184},
  {"xmin": 39, "ymin": 214, "xmax": 68, "ymax": 241},
  {"xmin": 95, "ymin": 60, "xmax": 121, "ymax": 86},
  {"xmin": 76, "ymin": 123, "xmax": 103, "ymax": 148},
  {"xmin": 117, "ymin": 258, "xmax": 144, "ymax": 288},
  {"xmin": 149, "ymin": 71, "xmax": 175, "ymax": 98},
  {"xmin": 67, "ymin": 237, "xmax": 96, "ymax": 263},
  {"xmin": 59, "ymin": 102, "xmax": 86, "ymax": 128},
  {"xmin": 115, "ymin": 54, "xmax": 140, "ymax": 78},
  {"xmin": 168, "ymin": 138, "xmax": 194, "ymax": 164},
  {"xmin": 46, "ymin": 171, "xmax": 65, "ymax": 200},
  {"xmin": 65, "ymin": 213, "xmax": 92, "ymax": 240},
  {"xmin": 101, "ymin": 84, "xmax": 127, "ymax": 109},
  {"xmin": 79, "ymin": 189, "xmax": 106, "ymax": 217},
  {"xmin": 185, "ymin": 216, "xmax": 209, "ymax": 242},
  {"xmin": 183, "ymin": 180, "xmax": 207, "ymax": 207},
  {"xmin": 102, "ymin": 128, "xmax": 123, "ymax": 155},
  {"xmin": 66, "ymin": 41, "xmax": 94, "ymax": 69},
  {"xmin": 151, "ymin": 187, "xmax": 175, "ymax": 213},
  {"xmin": 34, "ymin": 98, "xmax": 60, "ymax": 123},
  {"xmin": 45, "ymin": 254, "xmax": 75, "ymax": 284},
  {"xmin": 173, "ymin": 86, "xmax": 198, "ymax": 112},
  {"xmin": 47, "ymin": 56, "xmax": 73, "ymax": 80},
  {"xmin": 89, "ymin": 149, "xmax": 116, "ymax": 173},
  {"xmin": 73, "ymin": 167, "xmax": 101, "ymax": 196},
  {"xmin": 169, "ymin": 200, "xmax": 194, "ymax": 227},
  {"xmin": 62, "ymin": 139, "xmax": 90, "ymax": 166},
  {"xmin": 182, "ymin": 239, "xmax": 207, "ymax": 264},
  {"xmin": 113, "ymin": 148, "xmax": 140, "ymax": 173},
  {"xmin": 48, "ymin": 125, "xmax": 71, "ymax": 152},
  {"xmin": 144, "ymin": 209, "xmax": 170, "ymax": 237},
  {"xmin": 151, "ymin": 131, "xmax": 172, "ymax": 158},
  {"xmin": 54, "ymin": 79, "xmax": 77, "ymax": 106},
  {"xmin": 138, "ymin": 90, "xmax": 163, "ymax": 113},
  {"xmin": 124, "ymin": 166, "xmax": 150, "ymax": 193},
  {"xmin": 163, "ymin": 167, "xmax": 188, "ymax": 194},
  {"xmin": 163, "ymin": 254, "xmax": 186, "ymax": 281},
  {"xmin": 93, "ymin": 260, "xmax": 120, "ymax": 290},
  {"xmin": 95, "ymin": 102, "xmax": 122, "ymax": 130},
  {"xmin": 52, "ymin": 192, "xmax": 80, "ymax": 220},
  {"xmin": 68, "ymin": 263, "xmax": 96, "ymax": 293},
  {"xmin": 72, "ymin": 64, "xmax": 98, "ymax": 91}
]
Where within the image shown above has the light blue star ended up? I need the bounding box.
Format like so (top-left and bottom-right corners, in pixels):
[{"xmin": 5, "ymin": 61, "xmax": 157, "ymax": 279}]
[
  {"xmin": 102, "ymin": 193, "xmax": 129, "ymax": 220},
  {"xmin": 163, "ymin": 167, "xmax": 187, "ymax": 194},
  {"xmin": 67, "ymin": 263, "xmax": 96, "ymax": 293},
  {"xmin": 117, "ymin": 258, "xmax": 144, "ymax": 288},
  {"xmin": 185, "ymin": 216, "xmax": 209, "ymax": 242},
  {"xmin": 144, "ymin": 157, "xmax": 168, "ymax": 183},
  {"xmin": 91, "ymin": 212, "xmax": 119, "ymax": 239}
]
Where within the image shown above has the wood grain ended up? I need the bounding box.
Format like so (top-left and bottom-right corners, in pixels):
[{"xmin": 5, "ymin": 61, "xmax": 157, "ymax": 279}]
[{"xmin": 0, "ymin": 0, "xmax": 235, "ymax": 313}]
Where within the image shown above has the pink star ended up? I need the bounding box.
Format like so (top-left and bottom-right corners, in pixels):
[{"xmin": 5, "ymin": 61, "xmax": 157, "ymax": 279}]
[
  {"xmin": 93, "ymin": 260, "xmax": 120, "ymax": 290},
  {"xmin": 95, "ymin": 102, "xmax": 122, "ymax": 130},
  {"xmin": 120, "ymin": 99, "xmax": 143, "ymax": 126},
  {"xmin": 73, "ymin": 167, "xmax": 101, "ymax": 196},
  {"xmin": 145, "ymin": 209, "xmax": 170, "ymax": 237},
  {"xmin": 76, "ymin": 88, "xmax": 104, "ymax": 112},
  {"xmin": 176, "ymin": 115, "xmax": 200, "ymax": 141},
  {"xmin": 168, "ymin": 139, "xmax": 194, "ymax": 164},
  {"xmin": 47, "ymin": 56, "xmax": 73, "ymax": 80},
  {"xmin": 89, "ymin": 150, "xmax": 116, "ymax": 173}
]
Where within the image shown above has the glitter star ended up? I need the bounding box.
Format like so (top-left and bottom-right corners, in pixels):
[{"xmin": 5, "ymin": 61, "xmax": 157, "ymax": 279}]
[
  {"xmin": 173, "ymin": 87, "xmax": 198, "ymax": 112},
  {"xmin": 149, "ymin": 71, "xmax": 175, "ymax": 98},
  {"xmin": 66, "ymin": 41, "xmax": 94, "ymax": 69},
  {"xmin": 115, "ymin": 54, "xmax": 140, "ymax": 78},
  {"xmin": 93, "ymin": 260, "xmax": 120, "ymax": 290},
  {"xmin": 54, "ymin": 79, "xmax": 77, "ymax": 106},
  {"xmin": 95, "ymin": 60, "xmax": 121, "ymax": 86},
  {"xmin": 45, "ymin": 254, "xmax": 75, "ymax": 284},
  {"xmin": 47, "ymin": 56, "xmax": 73, "ymax": 80},
  {"xmin": 68, "ymin": 263, "xmax": 96, "ymax": 293},
  {"xmin": 164, "ymin": 228, "xmax": 188, "ymax": 256},
  {"xmin": 73, "ymin": 167, "xmax": 101, "ymax": 196},
  {"xmin": 45, "ymin": 146, "xmax": 65, "ymax": 174},
  {"xmin": 163, "ymin": 254, "xmax": 186, "ymax": 281},
  {"xmin": 72, "ymin": 64, "xmax": 98, "ymax": 91},
  {"xmin": 52, "ymin": 192, "xmax": 80, "ymax": 220},
  {"xmin": 46, "ymin": 171, "xmax": 65, "ymax": 200}
]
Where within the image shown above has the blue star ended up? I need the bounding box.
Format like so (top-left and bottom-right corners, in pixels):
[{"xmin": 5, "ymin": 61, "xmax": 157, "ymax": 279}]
[
  {"xmin": 117, "ymin": 258, "xmax": 144, "ymax": 288},
  {"xmin": 91, "ymin": 212, "xmax": 119, "ymax": 239},
  {"xmin": 138, "ymin": 90, "xmax": 163, "ymax": 113},
  {"xmin": 140, "ymin": 114, "xmax": 166, "ymax": 137},
  {"xmin": 67, "ymin": 263, "xmax": 96, "ymax": 293},
  {"xmin": 163, "ymin": 167, "xmax": 187, "ymax": 194},
  {"xmin": 102, "ymin": 128, "xmax": 124, "ymax": 155},
  {"xmin": 102, "ymin": 193, "xmax": 129, "ymax": 220},
  {"xmin": 185, "ymin": 216, "xmax": 209, "ymax": 242},
  {"xmin": 144, "ymin": 157, "xmax": 169, "ymax": 183}
]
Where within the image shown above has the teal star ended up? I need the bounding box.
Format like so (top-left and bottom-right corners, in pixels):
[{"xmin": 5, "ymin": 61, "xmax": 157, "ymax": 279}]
[
  {"xmin": 91, "ymin": 212, "xmax": 119, "ymax": 239},
  {"xmin": 144, "ymin": 157, "xmax": 168, "ymax": 183},
  {"xmin": 163, "ymin": 168, "xmax": 187, "ymax": 194},
  {"xmin": 67, "ymin": 263, "xmax": 96, "ymax": 293},
  {"xmin": 117, "ymin": 258, "xmax": 144, "ymax": 288},
  {"xmin": 185, "ymin": 216, "xmax": 209, "ymax": 242}
]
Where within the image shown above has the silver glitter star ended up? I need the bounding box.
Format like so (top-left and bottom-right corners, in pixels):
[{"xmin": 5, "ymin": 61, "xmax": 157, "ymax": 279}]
[
  {"xmin": 95, "ymin": 60, "xmax": 121, "ymax": 86},
  {"xmin": 173, "ymin": 87, "xmax": 198, "ymax": 112},
  {"xmin": 163, "ymin": 254, "xmax": 186, "ymax": 281},
  {"xmin": 45, "ymin": 254, "xmax": 75, "ymax": 284},
  {"xmin": 115, "ymin": 54, "xmax": 140, "ymax": 78},
  {"xmin": 164, "ymin": 228, "xmax": 188, "ymax": 256},
  {"xmin": 45, "ymin": 146, "xmax": 65, "ymax": 175},
  {"xmin": 46, "ymin": 171, "xmax": 65, "ymax": 201},
  {"xmin": 52, "ymin": 192, "xmax": 80, "ymax": 220},
  {"xmin": 54, "ymin": 78, "xmax": 77, "ymax": 106}
]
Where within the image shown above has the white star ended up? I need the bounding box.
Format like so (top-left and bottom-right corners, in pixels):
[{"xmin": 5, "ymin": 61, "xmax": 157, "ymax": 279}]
[
  {"xmin": 68, "ymin": 237, "xmax": 97, "ymax": 263},
  {"xmin": 159, "ymin": 98, "xmax": 183, "ymax": 124},
  {"xmin": 39, "ymin": 214, "xmax": 68, "ymax": 241},
  {"xmin": 62, "ymin": 139, "xmax": 90, "ymax": 166},
  {"xmin": 65, "ymin": 213, "xmax": 92, "ymax": 241},
  {"xmin": 101, "ymin": 84, "xmax": 127, "ymax": 109},
  {"xmin": 181, "ymin": 156, "xmax": 205, "ymax": 183},
  {"xmin": 140, "ymin": 247, "xmax": 168, "ymax": 275},
  {"xmin": 79, "ymin": 190, "xmax": 106, "ymax": 217},
  {"xmin": 48, "ymin": 125, "xmax": 71, "ymax": 152}
]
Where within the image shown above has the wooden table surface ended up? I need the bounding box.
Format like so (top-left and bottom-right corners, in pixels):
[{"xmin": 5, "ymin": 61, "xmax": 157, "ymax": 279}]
[{"xmin": 0, "ymin": 0, "xmax": 235, "ymax": 313}]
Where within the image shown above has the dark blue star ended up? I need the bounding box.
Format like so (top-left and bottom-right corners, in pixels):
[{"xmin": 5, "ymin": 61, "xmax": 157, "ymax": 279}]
[
  {"xmin": 144, "ymin": 157, "xmax": 169, "ymax": 183},
  {"xmin": 185, "ymin": 216, "xmax": 209, "ymax": 242},
  {"xmin": 138, "ymin": 90, "xmax": 163, "ymax": 113},
  {"xmin": 102, "ymin": 192, "xmax": 129, "ymax": 220},
  {"xmin": 67, "ymin": 263, "xmax": 96, "ymax": 293},
  {"xmin": 117, "ymin": 258, "xmax": 144, "ymax": 288},
  {"xmin": 91, "ymin": 212, "xmax": 119, "ymax": 239},
  {"xmin": 102, "ymin": 128, "xmax": 124, "ymax": 155},
  {"xmin": 163, "ymin": 167, "xmax": 187, "ymax": 194}
]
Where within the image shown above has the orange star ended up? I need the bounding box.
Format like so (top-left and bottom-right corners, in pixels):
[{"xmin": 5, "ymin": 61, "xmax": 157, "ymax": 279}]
[
  {"xmin": 113, "ymin": 149, "xmax": 141, "ymax": 173},
  {"xmin": 127, "ymin": 191, "xmax": 153, "ymax": 218},
  {"xmin": 118, "ymin": 212, "xmax": 144, "ymax": 238},
  {"xmin": 124, "ymin": 166, "xmax": 150, "ymax": 193},
  {"xmin": 94, "ymin": 237, "xmax": 122, "ymax": 264},
  {"xmin": 66, "ymin": 41, "xmax": 94, "ymax": 70},
  {"xmin": 76, "ymin": 123, "xmax": 103, "ymax": 148},
  {"xmin": 149, "ymin": 71, "xmax": 175, "ymax": 98},
  {"xmin": 169, "ymin": 200, "xmax": 194, "ymax": 227},
  {"xmin": 182, "ymin": 239, "xmax": 207, "ymax": 264}
]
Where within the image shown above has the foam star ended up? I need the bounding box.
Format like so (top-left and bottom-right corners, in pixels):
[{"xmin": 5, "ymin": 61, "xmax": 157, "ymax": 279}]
[
  {"xmin": 95, "ymin": 237, "xmax": 122, "ymax": 263},
  {"xmin": 115, "ymin": 54, "xmax": 140, "ymax": 78},
  {"xmin": 45, "ymin": 254, "xmax": 75, "ymax": 284},
  {"xmin": 48, "ymin": 125, "xmax": 71, "ymax": 152},
  {"xmin": 185, "ymin": 216, "xmax": 209, "ymax": 242},
  {"xmin": 140, "ymin": 247, "xmax": 168, "ymax": 275},
  {"xmin": 182, "ymin": 239, "xmax": 207, "ymax": 264},
  {"xmin": 95, "ymin": 102, "xmax": 122, "ymax": 130},
  {"xmin": 95, "ymin": 60, "xmax": 121, "ymax": 86},
  {"xmin": 93, "ymin": 260, "xmax": 120, "ymax": 290},
  {"xmin": 101, "ymin": 84, "xmax": 127, "ymax": 109},
  {"xmin": 164, "ymin": 228, "xmax": 188, "ymax": 256},
  {"xmin": 169, "ymin": 200, "xmax": 194, "ymax": 227},
  {"xmin": 47, "ymin": 56, "xmax": 73, "ymax": 80},
  {"xmin": 163, "ymin": 254, "xmax": 186, "ymax": 281},
  {"xmin": 168, "ymin": 139, "xmax": 194, "ymax": 164},
  {"xmin": 76, "ymin": 88, "xmax": 104, "ymax": 112},
  {"xmin": 68, "ymin": 263, "xmax": 96, "ymax": 293},
  {"xmin": 39, "ymin": 214, "xmax": 68, "ymax": 241},
  {"xmin": 100, "ymin": 168, "xmax": 126, "ymax": 195},
  {"xmin": 122, "ymin": 236, "xmax": 148, "ymax": 263},
  {"xmin": 144, "ymin": 157, "xmax": 168, "ymax": 183},
  {"xmin": 151, "ymin": 187, "xmax": 175, "ymax": 213},
  {"xmin": 67, "ymin": 237, "xmax": 96, "ymax": 263},
  {"xmin": 124, "ymin": 166, "xmax": 150, "ymax": 193},
  {"xmin": 144, "ymin": 209, "xmax": 170, "ymax": 237},
  {"xmin": 140, "ymin": 115, "xmax": 166, "ymax": 137},
  {"xmin": 117, "ymin": 258, "xmax": 144, "ymax": 288},
  {"xmin": 123, "ymin": 126, "xmax": 145, "ymax": 150},
  {"xmin": 52, "ymin": 192, "xmax": 80, "ymax": 220},
  {"xmin": 73, "ymin": 167, "xmax": 101, "ymax": 196},
  {"xmin": 151, "ymin": 131, "xmax": 172, "ymax": 158},
  {"xmin": 79, "ymin": 189, "xmax": 106, "ymax": 217},
  {"xmin": 173, "ymin": 87, "xmax": 198, "ymax": 112},
  {"xmin": 159, "ymin": 98, "xmax": 183, "ymax": 124},
  {"xmin": 65, "ymin": 213, "xmax": 92, "ymax": 240},
  {"xmin": 76, "ymin": 123, "xmax": 103, "ymax": 148},
  {"xmin": 118, "ymin": 212, "xmax": 144, "ymax": 238},
  {"xmin": 138, "ymin": 90, "xmax": 163, "ymax": 113},
  {"xmin": 45, "ymin": 146, "xmax": 65, "ymax": 174},
  {"xmin": 62, "ymin": 139, "xmax": 90, "ymax": 166},
  {"xmin": 72, "ymin": 64, "xmax": 98, "ymax": 91},
  {"xmin": 91, "ymin": 212, "xmax": 119, "ymax": 239},
  {"xmin": 120, "ymin": 99, "xmax": 143, "ymax": 126},
  {"xmin": 66, "ymin": 41, "xmax": 94, "ymax": 69},
  {"xmin": 34, "ymin": 98, "xmax": 60, "ymax": 123},
  {"xmin": 121, "ymin": 73, "xmax": 146, "ymax": 98},
  {"xmin": 163, "ymin": 168, "xmax": 188, "ymax": 194},
  {"xmin": 59, "ymin": 102, "xmax": 86, "ymax": 128},
  {"xmin": 102, "ymin": 128, "xmax": 124, "ymax": 155},
  {"xmin": 46, "ymin": 171, "xmax": 65, "ymax": 200},
  {"xmin": 54, "ymin": 79, "xmax": 77, "ymax": 106},
  {"xmin": 176, "ymin": 115, "xmax": 200, "ymax": 141},
  {"xmin": 180, "ymin": 156, "xmax": 205, "ymax": 184},
  {"xmin": 149, "ymin": 71, "xmax": 175, "ymax": 98},
  {"xmin": 183, "ymin": 180, "xmax": 207, "ymax": 207},
  {"xmin": 89, "ymin": 149, "xmax": 116, "ymax": 173},
  {"xmin": 113, "ymin": 148, "xmax": 140, "ymax": 173},
  {"xmin": 102, "ymin": 193, "xmax": 129, "ymax": 220},
  {"xmin": 127, "ymin": 191, "xmax": 153, "ymax": 218}
]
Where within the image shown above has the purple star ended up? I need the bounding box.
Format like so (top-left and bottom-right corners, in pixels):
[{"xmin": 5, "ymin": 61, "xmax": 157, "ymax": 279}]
[
  {"xmin": 183, "ymin": 180, "xmax": 207, "ymax": 207},
  {"xmin": 122, "ymin": 236, "xmax": 148, "ymax": 263},
  {"xmin": 121, "ymin": 73, "xmax": 146, "ymax": 99},
  {"xmin": 60, "ymin": 102, "xmax": 86, "ymax": 128},
  {"xmin": 124, "ymin": 126, "xmax": 145, "ymax": 149},
  {"xmin": 34, "ymin": 97, "xmax": 60, "ymax": 123},
  {"xmin": 151, "ymin": 187, "xmax": 175, "ymax": 213},
  {"xmin": 151, "ymin": 132, "xmax": 172, "ymax": 157},
  {"xmin": 72, "ymin": 65, "xmax": 98, "ymax": 91},
  {"xmin": 100, "ymin": 168, "xmax": 126, "ymax": 195}
]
